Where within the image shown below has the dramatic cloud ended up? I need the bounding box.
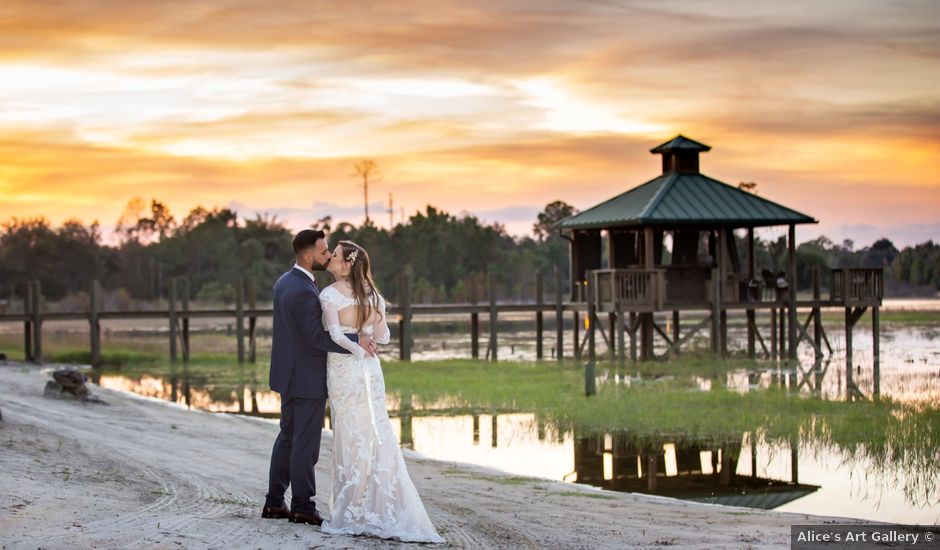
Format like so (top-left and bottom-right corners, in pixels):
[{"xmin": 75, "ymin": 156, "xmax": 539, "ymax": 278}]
[{"xmin": 1, "ymin": 0, "xmax": 938, "ymax": 246}]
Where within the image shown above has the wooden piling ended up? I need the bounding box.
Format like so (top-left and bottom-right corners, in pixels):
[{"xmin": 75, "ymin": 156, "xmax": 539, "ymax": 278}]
[
  {"xmin": 746, "ymin": 309, "xmax": 755, "ymax": 359},
  {"xmin": 247, "ymin": 278, "xmax": 256, "ymax": 363},
  {"xmin": 812, "ymin": 267, "xmax": 822, "ymax": 359},
  {"xmin": 169, "ymin": 278, "xmax": 178, "ymax": 363},
  {"xmin": 672, "ymin": 310, "xmax": 680, "ymax": 357},
  {"xmin": 710, "ymin": 268, "xmax": 720, "ymax": 355},
  {"xmin": 585, "ymin": 276, "xmax": 596, "ymax": 396},
  {"xmin": 573, "ymin": 311, "xmax": 580, "ymax": 360},
  {"xmin": 555, "ymin": 267, "xmax": 563, "ymax": 362},
  {"xmin": 629, "ymin": 312, "xmax": 637, "ymax": 363},
  {"xmin": 719, "ymin": 310, "xmax": 728, "ymax": 357},
  {"xmin": 31, "ymin": 280, "xmax": 43, "ymax": 363},
  {"xmin": 845, "ymin": 307, "xmax": 854, "ymax": 397},
  {"xmin": 872, "ymin": 305, "xmax": 880, "ymax": 398},
  {"xmin": 646, "ymin": 453, "xmax": 658, "ymax": 491},
  {"xmin": 470, "ymin": 275, "xmax": 479, "ymax": 359},
  {"xmin": 617, "ymin": 305, "xmax": 625, "ymax": 369},
  {"xmin": 236, "ymin": 277, "xmax": 245, "ymax": 365},
  {"xmin": 90, "ymin": 279, "xmax": 102, "ymax": 367},
  {"xmin": 536, "ymin": 272, "xmax": 544, "ymax": 360},
  {"xmin": 770, "ymin": 307, "xmax": 777, "ymax": 360},
  {"xmin": 180, "ymin": 277, "xmax": 190, "ymax": 365},
  {"xmin": 400, "ymin": 270, "xmax": 413, "ymax": 361},
  {"xmin": 787, "ymin": 224, "xmax": 798, "ymax": 361},
  {"xmin": 488, "ymin": 273, "xmax": 498, "ymax": 361},
  {"xmin": 23, "ymin": 282, "xmax": 33, "ymax": 362}
]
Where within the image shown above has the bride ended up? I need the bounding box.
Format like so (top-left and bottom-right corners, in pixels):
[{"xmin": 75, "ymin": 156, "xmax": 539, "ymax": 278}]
[{"xmin": 318, "ymin": 240, "xmax": 445, "ymax": 543}]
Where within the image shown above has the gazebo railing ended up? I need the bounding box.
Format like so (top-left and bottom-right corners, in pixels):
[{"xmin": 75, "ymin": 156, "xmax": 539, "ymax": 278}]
[
  {"xmin": 590, "ymin": 269, "xmax": 665, "ymax": 311},
  {"xmin": 830, "ymin": 268, "xmax": 884, "ymax": 305}
]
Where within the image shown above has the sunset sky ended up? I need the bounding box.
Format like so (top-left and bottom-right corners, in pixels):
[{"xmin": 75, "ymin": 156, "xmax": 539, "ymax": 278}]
[{"xmin": 1, "ymin": 0, "xmax": 939, "ymax": 246}]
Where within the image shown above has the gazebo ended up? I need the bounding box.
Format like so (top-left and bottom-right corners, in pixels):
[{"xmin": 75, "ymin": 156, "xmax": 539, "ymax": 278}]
[{"xmin": 555, "ymin": 136, "xmax": 883, "ymax": 373}]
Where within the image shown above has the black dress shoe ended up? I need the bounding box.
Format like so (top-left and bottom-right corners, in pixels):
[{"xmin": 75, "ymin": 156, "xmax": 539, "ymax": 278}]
[
  {"xmin": 261, "ymin": 504, "xmax": 291, "ymax": 519},
  {"xmin": 289, "ymin": 509, "xmax": 324, "ymax": 526}
]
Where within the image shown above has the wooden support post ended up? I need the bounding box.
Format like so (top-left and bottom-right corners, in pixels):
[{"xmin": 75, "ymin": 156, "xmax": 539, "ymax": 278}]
[
  {"xmin": 779, "ymin": 308, "xmax": 786, "ymax": 359},
  {"xmin": 646, "ymin": 453, "xmax": 658, "ymax": 492},
  {"xmin": 90, "ymin": 280, "xmax": 102, "ymax": 367},
  {"xmin": 488, "ymin": 273, "xmax": 498, "ymax": 362},
  {"xmin": 746, "ymin": 309, "xmax": 756, "ymax": 359},
  {"xmin": 787, "ymin": 224, "xmax": 798, "ymax": 361},
  {"xmin": 711, "ymin": 268, "xmax": 720, "ymax": 355},
  {"xmin": 812, "ymin": 267, "xmax": 822, "ymax": 359},
  {"xmin": 629, "ymin": 312, "xmax": 637, "ymax": 363},
  {"xmin": 585, "ymin": 275, "xmax": 596, "ymax": 396},
  {"xmin": 168, "ymin": 278, "xmax": 178, "ymax": 363},
  {"xmin": 607, "ymin": 313, "xmax": 616, "ymax": 360},
  {"xmin": 845, "ymin": 307, "xmax": 854, "ymax": 397},
  {"xmin": 790, "ymin": 439, "xmax": 799, "ymax": 484},
  {"xmin": 555, "ymin": 267, "xmax": 564, "ymax": 362},
  {"xmin": 872, "ymin": 305, "xmax": 880, "ymax": 398},
  {"xmin": 236, "ymin": 277, "xmax": 245, "ymax": 365},
  {"xmin": 672, "ymin": 311, "xmax": 680, "ymax": 357},
  {"xmin": 470, "ymin": 275, "xmax": 479, "ymax": 359},
  {"xmin": 31, "ymin": 280, "xmax": 43, "ymax": 363},
  {"xmin": 247, "ymin": 279, "xmax": 256, "ymax": 363},
  {"xmin": 536, "ymin": 272, "xmax": 544, "ymax": 360},
  {"xmin": 617, "ymin": 305, "xmax": 625, "ymax": 369},
  {"xmin": 573, "ymin": 311, "xmax": 580, "ymax": 360},
  {"xmin": 719, "ymin": 310, "xmax": 728, "ymax": 358},
  {"xmin": 770, "ymin": 307, "xmax": 777, "ymax": 359},
  {"xmin": 180, "ymin": 277, "xmax": 190, "ymax": 365},
  {"xmin": 24, "ymin": 282, "xmax": 33, "ymax": 362},
  {"xmin": 401, "ymin": 270, "xmax": 413, "ymax": 361}
]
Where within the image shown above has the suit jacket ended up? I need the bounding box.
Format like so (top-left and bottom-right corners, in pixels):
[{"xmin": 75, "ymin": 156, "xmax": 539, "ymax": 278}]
[{"xmin": 268, "ymin": 267, "xmax": 356, "ymax": 399}]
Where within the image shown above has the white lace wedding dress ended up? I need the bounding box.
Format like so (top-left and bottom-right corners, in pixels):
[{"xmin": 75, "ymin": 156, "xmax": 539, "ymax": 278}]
[{"xmin": 318, "ymin": 285, "xmax": 445, "ymax": 543}]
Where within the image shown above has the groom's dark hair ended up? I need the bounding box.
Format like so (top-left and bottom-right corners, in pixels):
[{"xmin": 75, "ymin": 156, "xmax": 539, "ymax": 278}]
[{"xmin": 293, "ymin": 229, "xmax": 326, "ymax": 255}]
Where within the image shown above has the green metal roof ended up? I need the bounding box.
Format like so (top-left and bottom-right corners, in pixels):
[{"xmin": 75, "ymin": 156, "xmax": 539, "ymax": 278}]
[
  {"xmin": 556, "ymin": 172, "xmax": 817, "ymax": 230},
  {"xmin": 650, "ymin": 134, "xmax": 711, "ymax": 153}
]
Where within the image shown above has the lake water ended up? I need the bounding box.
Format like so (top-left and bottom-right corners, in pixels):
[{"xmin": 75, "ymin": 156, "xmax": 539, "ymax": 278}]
[{"xmin": 1, "ymin": 299, "xmax": 938, "ymax": 524}]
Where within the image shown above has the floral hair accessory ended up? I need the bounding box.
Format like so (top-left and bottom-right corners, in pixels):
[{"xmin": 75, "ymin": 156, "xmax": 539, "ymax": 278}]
[{"xmin": 347, "ymin": 249, "xmax": 360, "ymax": 265}]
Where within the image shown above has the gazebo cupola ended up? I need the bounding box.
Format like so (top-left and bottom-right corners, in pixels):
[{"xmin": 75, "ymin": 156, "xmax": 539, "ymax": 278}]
[{"xmin": 650, "ymin": 135, "xmax": 711, "ymax": 175}]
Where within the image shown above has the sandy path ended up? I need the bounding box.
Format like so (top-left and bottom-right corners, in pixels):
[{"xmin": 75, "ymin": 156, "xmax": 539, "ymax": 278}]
[{"xmin": 1, "ymin": 364, "xmax": 850, "ymax": 549}]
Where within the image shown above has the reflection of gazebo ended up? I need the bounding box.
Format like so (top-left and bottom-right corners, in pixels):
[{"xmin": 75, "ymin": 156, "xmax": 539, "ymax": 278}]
[
  {"xmin": 573, "ymin": 432, "xmax": 820, "ymax": 510},
  {"xmin": 555, "ymin": 136, "xmax": 883, "ymax": 369}
]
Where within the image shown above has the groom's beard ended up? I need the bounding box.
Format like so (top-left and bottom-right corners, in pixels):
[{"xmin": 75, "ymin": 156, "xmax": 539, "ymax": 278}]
[{"xmin": 310, "ymin": 258, "xmax": 330, "ymax": 272}]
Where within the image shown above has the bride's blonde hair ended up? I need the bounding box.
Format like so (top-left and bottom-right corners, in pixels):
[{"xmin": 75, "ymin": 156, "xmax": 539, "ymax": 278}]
[{"xmin": 338, "ymin": 240, "xmax": 380, "ymax": 331}]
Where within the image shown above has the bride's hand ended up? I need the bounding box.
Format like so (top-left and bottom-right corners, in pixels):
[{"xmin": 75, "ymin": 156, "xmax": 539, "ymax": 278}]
[{"xmin": 358, "ymin": 333, "xmax": 375, "ymax": 357}]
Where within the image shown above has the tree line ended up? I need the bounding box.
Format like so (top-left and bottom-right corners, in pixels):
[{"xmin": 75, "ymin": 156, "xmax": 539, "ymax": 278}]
[{"xmin": 0, "ymin": 198, "xmax": 937, "ymax": 311}]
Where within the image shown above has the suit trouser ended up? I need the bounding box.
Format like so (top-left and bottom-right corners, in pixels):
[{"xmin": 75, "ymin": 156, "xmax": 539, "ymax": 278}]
[{"xmin": 265, "ymin": 395, "xmax": 326, "ymax": 513}]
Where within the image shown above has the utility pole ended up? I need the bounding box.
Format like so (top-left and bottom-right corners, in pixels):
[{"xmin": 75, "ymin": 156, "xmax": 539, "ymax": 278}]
[
  {"xmin": 353, "ymin": 160, "xmax": 378, "ymax": 225},
  {"xmin": 387, "ymin": 192, "xmax": 394, "ymax": 228}
]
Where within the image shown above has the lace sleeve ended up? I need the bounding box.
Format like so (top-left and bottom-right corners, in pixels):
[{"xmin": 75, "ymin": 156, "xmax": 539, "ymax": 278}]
[
  {"xmin": 320, "ymin": 289, "xmax": 365, "ymax": 360},
  {"xmin": 372, "ymin": 294, "xmax": 390, "ymax": 345}
]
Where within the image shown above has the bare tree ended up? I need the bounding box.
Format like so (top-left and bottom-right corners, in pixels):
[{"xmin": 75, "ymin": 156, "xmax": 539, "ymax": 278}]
[{"xmin": 352, "ymin": 160, "xmax": 379, "ymax": 226}]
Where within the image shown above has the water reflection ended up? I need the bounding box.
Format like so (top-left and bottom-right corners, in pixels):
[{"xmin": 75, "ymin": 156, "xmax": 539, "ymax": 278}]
[{"xmin": 570, "ymin": 431, "xmax": 818, "ymax": 510}]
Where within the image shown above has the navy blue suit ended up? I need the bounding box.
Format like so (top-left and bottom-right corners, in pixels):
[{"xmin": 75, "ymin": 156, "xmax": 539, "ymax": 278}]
[{"xmin": 266, "ymin": 267, "xmax": 357, "ymax": 514}]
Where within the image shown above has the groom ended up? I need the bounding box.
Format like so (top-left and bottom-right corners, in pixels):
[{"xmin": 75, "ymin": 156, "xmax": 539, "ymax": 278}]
[{"xmin": 262, "ymin": 229, "xmax": 376, "ymax": 526}]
